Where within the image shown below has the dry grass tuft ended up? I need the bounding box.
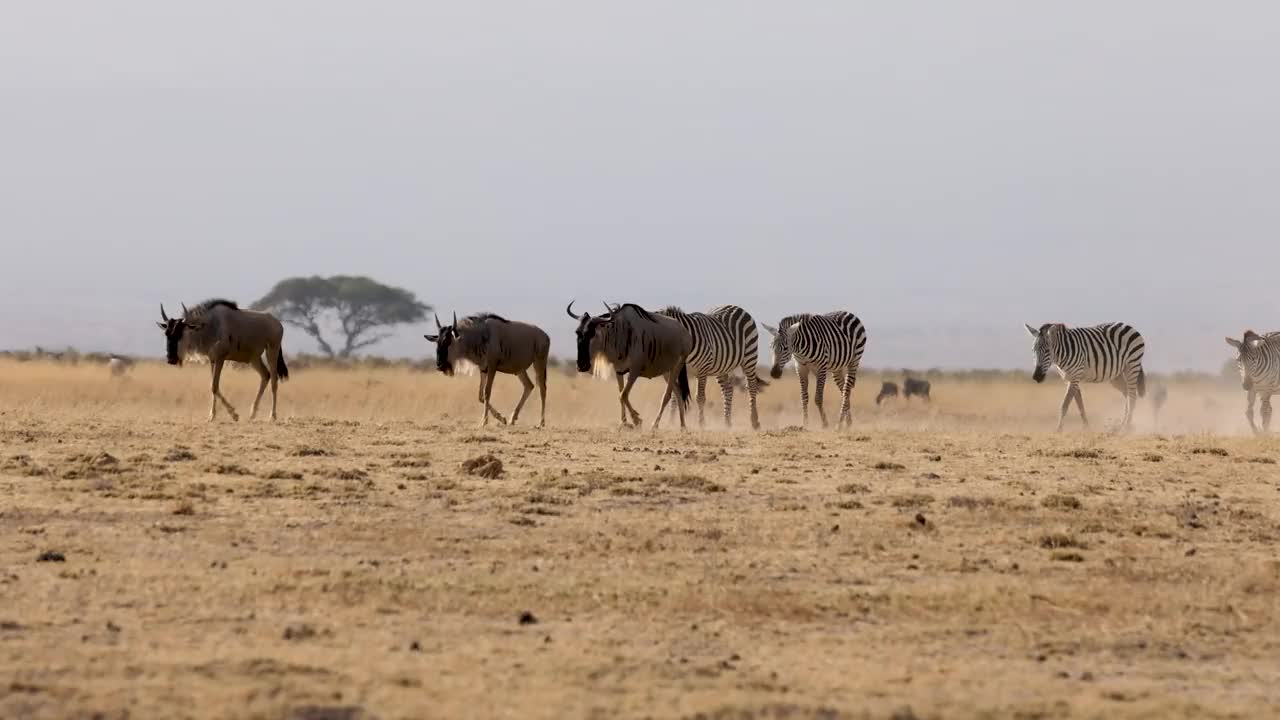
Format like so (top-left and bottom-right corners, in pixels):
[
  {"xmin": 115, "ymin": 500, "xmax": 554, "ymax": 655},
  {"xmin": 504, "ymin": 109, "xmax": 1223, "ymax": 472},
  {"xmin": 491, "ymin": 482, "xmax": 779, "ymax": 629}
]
[
  {"xmin": 1041, "ymin": 494, "xmax": 1082, "ymax": 511},
  {"xmin": 1039, "ymin": 533, "xmax": 1086, "ymax": 550},
  {"xmin": 461, "ymin": 454, "xmax": 504, "ymax": 479}
]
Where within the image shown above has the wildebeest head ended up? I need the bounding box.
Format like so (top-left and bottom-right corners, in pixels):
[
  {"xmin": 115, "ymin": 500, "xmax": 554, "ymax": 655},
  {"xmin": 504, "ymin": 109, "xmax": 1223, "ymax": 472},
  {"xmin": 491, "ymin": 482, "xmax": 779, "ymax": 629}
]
[
  {"xmin": 424, "ymin": 312, "xmax": 461, "ymax": 375},
  {"xmin": 1023, "ymin": 323, "xmax": 1058, "ymax": 383},
  {"xmin": 1226, "ymin": 330, "xmax": 1266, "ymax": 391},
  {"xmin": 567, "ymin": 300, "xmax": 613, "ymax": 373},
  {"xmin": 156, "ymin": 304, "xmax": 203, "ymax": 366},
  {"xmin": 762, "ymin": 322, "xmax": 791, "ymax": 379}
]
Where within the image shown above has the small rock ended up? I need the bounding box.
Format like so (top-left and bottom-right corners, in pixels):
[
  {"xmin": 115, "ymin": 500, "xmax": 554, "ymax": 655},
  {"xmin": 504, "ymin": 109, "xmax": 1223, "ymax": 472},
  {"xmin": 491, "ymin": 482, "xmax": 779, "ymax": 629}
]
[
  {"xmin": 518, "ymin": 611, "xmax": 538, "ymax": 626},
  {"xmin": 1081, "ymin": 671, "xmax": 1095, "ymax": 682},
  {"xmin": 106, "ymin": 621, "xmax": 121, "ymax": 633},
  {"xmin": 37, "ymin": 551, "xmax": 65, "ymax": 563},
  {"xmin": 914, "ymin": 513, "xmax": 928, "ymax": 526},
  {"xmin": 409, "ymin": 641, "xmax": 421, "ymax": 652},
  {"xmin": 1185, "ymin": 548, "xmax": 1197, "ymax": 557}
]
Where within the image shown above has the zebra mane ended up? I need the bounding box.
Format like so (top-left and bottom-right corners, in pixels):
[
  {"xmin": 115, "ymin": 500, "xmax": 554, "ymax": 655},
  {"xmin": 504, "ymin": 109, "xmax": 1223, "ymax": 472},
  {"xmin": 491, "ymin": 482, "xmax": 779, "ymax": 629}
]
[{"xmin": 658, "ymin": 305, "xmax": 687, "ymax": 317}]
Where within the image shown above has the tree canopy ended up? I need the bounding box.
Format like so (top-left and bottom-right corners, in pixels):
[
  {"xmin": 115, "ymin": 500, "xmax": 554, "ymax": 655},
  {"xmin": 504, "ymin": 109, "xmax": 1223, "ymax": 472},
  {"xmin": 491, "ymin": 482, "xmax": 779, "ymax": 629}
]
[{"xmin": 252, "ymin": 275, "xmax": 430, "ymax": 357}]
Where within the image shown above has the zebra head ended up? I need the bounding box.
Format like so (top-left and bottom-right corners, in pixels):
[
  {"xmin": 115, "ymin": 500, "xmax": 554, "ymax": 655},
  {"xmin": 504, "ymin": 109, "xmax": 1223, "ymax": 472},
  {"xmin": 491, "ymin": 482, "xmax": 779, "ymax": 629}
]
[
  {"xmin": 424, "ymin": 312, "xmax": 461, "ymax": 375},
  {"xmin": 156, "ymin": 304, "xmax": 204, "ymax": 366},
  {"xmin": 1226, "ymin": 331, "xmax": 1268, "ymax": 391},
  {"xmin": 1024, "ymin": 323, "xmax": 1058, "ymax": 383},
  {"xmin": 568, "ymin": 300, "xmax": 612, "ymax": 373},
  {"xmin": 763, "ymin": 320, "xmax": 794, "ymax": 379}
]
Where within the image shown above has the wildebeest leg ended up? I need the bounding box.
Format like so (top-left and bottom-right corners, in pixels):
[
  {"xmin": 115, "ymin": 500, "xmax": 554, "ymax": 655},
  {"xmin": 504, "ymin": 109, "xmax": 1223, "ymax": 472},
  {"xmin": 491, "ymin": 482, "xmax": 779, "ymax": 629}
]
[
  {"xmin": 653, "ymin": 370, "xmax": 686, "ymax": 430},
  {"xmin": 483, "ymin": 369, "xmax": 508, "ymax": 425},
  {"xmin": 717, "ymin": 374, "xmax": 734, "ymax": 428},
  {"xmin": 814, "ymin": 370, "xmax": 830, "ymax": 428},
  {"xmin": 510, "ymin": 369, "xmax": 534, "ymax": 425},
  {"xmin": 1261, "ymin": 393, "xmax": 1273, "ymax": 434},
  {"xmin": 619, "ymin": 373, "xmax": 643, "ymax": 427},
  {"xmin": 1245, "ymin": 389, "xmax": 1259, "ymax": 435},
  {"xmin": 695, "ymin": 376, "xmax": 708, "ymax": 427},
  {"xmin": 268, "ymin": 346, "xmax": 281, "ymax": 422},
  {"xmin": 209, "ymin": 358, "xmax": 239, "ymax": 422},
  {"xmin": 615, "ymin": 373, "xmax": 631, "ymax": 426},
  {"xmin": 248, "ymin": 354, "xmax": 270, "ymax": 420},
  {"xmin": 534, "ymin": 356, "xmax": 548, "ymax": 428},
  {"xmin": 797, "ymin": 365, "xmax": 811, "ymax": 427}
]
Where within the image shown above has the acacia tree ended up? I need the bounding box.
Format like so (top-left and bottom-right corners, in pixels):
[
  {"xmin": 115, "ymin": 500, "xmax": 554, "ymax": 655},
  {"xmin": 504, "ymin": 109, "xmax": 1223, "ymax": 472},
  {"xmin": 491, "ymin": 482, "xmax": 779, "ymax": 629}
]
[{"xmin": 252, "ymin": 275, "xmax": 431, "ymax": 357}]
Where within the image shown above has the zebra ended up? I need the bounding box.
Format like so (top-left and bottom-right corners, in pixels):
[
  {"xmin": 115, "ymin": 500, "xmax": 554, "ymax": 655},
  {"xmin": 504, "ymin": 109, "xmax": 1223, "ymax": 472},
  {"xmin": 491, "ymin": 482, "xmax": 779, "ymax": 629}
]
[
  {"xmin": 1225, "ymin": 331, "xmax": 1280, "ymax": 435},
  {"xmin": 764, "ymin": 311, "xmax": 867, "ymax": 428},
  {"xmin": 655, "ymin": 305, "xmax": 768, "ymax": 429},
  {"xmin": 1023, "ymin": 322, "xmax": 1146, "ymax": 432}
]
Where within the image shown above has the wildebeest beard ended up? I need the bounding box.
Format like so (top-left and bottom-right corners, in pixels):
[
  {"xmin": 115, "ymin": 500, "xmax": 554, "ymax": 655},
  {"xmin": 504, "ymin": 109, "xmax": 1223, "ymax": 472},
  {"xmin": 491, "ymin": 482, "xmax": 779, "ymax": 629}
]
[
  {"xmin": 436, "ymin": 332, "xmax": 456, "ymax": 375},
  {"xmin": 163, "ymin": 321, "xmax": 187, "ymax": 365}
]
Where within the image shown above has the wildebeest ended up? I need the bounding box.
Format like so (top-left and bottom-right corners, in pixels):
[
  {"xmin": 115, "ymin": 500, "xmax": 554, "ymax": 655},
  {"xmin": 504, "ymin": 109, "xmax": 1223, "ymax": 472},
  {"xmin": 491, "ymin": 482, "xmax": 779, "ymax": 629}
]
[
  {"xmin": 108, "ymin": 355, "xmax": 135, "ymax": 377},
  {"xmin": 1150, "ymin": 382, "xmax": 1168, "ymax": 427},
  {"xmin": 424, "ymin": 311, "xmax": 550, "ymax": 427},
  {"xmin": 157, "ymin": 299, "xmax": 288, "ymax": 422},
  {"xmin": 569, "ymin": 301, "xmax": 692, "ymax": 429},
  {"xmin": 875, "ymin": 381, "xmax": 899, "ymax": 405},
  {"xmin": 903, "ymin": 377, "xmax": 931, "ymax": 401}
]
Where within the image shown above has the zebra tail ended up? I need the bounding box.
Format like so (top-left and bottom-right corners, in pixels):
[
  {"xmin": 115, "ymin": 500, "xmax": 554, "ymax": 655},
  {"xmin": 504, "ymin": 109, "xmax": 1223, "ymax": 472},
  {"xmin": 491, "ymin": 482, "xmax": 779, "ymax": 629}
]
[
  {"xmin": 677, "ymin": 364, "xmax": 691, "ymax": 407},
  {"xmin": 277, "ymin": 350, "xmax": 290, "ymax": 381},
  {"xmin": 1136, "ymin": 368, "xmax": 1145, "ymax": 398}
]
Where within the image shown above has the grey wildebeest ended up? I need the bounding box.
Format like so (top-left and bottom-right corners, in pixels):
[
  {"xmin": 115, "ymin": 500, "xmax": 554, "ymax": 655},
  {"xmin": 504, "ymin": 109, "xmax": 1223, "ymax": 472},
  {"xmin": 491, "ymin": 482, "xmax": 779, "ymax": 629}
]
[
  {"xmin": 424, "ymin": 311, "xmax": 550, "ymax": 427},
  {"xmin": 903, "ymin": 377, "xmax": 931, "ymax": 401},
  {"xmin": 875, "ymin": 381, "xmax": 899, "ymax": 405},
  {"xmin": 157, "ymin": 300, "xmax": 288, "ymax": 422},
  {"xmin": 568, "ymin": 301, "xmax": 692, "ymax": 429}
]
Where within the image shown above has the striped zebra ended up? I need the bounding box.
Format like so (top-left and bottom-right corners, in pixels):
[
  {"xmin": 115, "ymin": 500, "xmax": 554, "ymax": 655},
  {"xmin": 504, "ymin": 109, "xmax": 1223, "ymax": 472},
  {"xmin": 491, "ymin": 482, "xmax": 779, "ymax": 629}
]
[
  {"xmin": 656, "ymin": 305, "xmax": 767, "ymax": 429},
  {"xmin": 764, "ymin": 311, "xmax": 867, "ymax": 428},
  {"xmin": 1023, "ymin": 322, "xmax": 1146, "ymax": 432},
  {"xmin": 1225, "ymin": 330, "xmax": 1280, "ymax": 435}
]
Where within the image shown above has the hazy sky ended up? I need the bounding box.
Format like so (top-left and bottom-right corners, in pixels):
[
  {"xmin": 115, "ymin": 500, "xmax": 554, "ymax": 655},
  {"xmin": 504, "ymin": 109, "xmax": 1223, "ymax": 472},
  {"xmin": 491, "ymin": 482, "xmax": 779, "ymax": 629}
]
[{"xmin": 3, "ymin": 2, "xmax": 1278, "ymax": 371}]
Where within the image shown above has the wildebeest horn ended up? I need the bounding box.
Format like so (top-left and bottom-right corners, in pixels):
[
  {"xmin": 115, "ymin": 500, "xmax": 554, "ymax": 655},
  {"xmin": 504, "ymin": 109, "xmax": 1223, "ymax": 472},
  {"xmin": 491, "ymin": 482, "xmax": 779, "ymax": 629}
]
[
  {"xmin": 434, "ymin": 313, "xmax": 442, "ymax": 330},
  {"xmin": 566, "ymin": 300, "xmax": 581, "ymax": 320},
  {"xmin": 453, "ymin": 311, "xmax": 457, "ymax": 327},
  {"xmin": 603, "ymin": 301, "xmax": 614, "ymax": 314},
  {"xmin": 160, "ymin": 304, "xmax": 169, "ymax": 322},
  {"xmin": 181, "ymin": 302, "xmax": 189, "ymax": 316}
]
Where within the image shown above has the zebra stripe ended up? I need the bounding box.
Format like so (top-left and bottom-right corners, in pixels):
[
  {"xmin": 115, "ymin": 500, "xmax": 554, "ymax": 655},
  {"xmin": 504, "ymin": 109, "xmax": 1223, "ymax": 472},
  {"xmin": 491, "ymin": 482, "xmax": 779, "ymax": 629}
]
[
  {"xmin": 1025, "ymin": 321, "xmax": 1146, "ymax": 431},
  {"xmin": 767, "ymin": 311, "xmax": 867, "ymax": 428},
  {"xmin": 657, "ymin": 304, "xmax": 766, "ymax": 429},
  {"xmin": 1226, "ymin": 330, "xmax": 1280, "ymax": 434}
]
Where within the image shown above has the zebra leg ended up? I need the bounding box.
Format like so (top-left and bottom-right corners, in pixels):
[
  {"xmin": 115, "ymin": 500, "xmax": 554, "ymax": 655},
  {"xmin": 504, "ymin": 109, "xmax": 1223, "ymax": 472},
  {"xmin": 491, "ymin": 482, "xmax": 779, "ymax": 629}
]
[
  {"xmin": 1072, "ymin": 384, "xmax": 1089, "ymax": 429},
  {"xmin": 745, "ymin": 370, "xmax": 761, "ymax": 430},
  {"xmin": 695, "ymin": 376, "xmax": 708, "ymax": 428},
  {"xmin": 814, "ymin": 370, "xmax": 830, "ymax": 428},
  {"xmin": 839, "ymin": 367, "xmax": 858, "ymax": 427},
  {"xmin": 510, "ymin": 369, "xmax": 534, "ymax": 425},
  {"xmin": 1056, "ymin": 383, "xmax": 1074, "ymax": 432},
  {"xmin": 209, "ymin": 358, "xmax": 239, "ymax": 422},
  {"xmin": 1245, "ymin": 389, "xmax": 1259, "ymax": 435},
  {"xmin": 797, "ymin": 366, "xmax": 811, "ymax": 427},
  {"xmin": 717, "ymin": 374, "xmax": 734, "ymax": 428},
  {"xmin": 248, "ymin": 354, "xmax": 270, "ymax": 420}
]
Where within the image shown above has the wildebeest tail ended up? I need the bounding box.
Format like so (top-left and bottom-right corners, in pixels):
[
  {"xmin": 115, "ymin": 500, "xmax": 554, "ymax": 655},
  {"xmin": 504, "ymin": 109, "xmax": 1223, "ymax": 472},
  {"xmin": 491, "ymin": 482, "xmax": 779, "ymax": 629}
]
[
  {"xmin": 277, "ymin": 349, "xmax": 290, "ymax": 381},
  {"xmin": 677, "ymin": 364, "xmax": 691, "ymax": 406},
  {"xmin": 1136, "ymin": 367, "xmax": 1145, "ymax": 398}
]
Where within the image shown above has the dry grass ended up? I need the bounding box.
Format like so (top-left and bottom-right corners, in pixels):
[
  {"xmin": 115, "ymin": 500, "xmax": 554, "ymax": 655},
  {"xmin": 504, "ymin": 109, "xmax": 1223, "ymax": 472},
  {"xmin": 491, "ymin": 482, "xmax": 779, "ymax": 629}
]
[{"xmin": 2, "ymin": 359, "xmax": 1279, "ymax": 719}]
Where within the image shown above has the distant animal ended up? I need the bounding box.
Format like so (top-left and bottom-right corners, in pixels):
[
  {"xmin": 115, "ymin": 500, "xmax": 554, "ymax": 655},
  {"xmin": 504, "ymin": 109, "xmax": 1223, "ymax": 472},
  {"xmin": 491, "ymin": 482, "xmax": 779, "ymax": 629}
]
[
  {"xmin": 108, "ymin": 355, "xmax": 135, "ymax": 377},
  {"xmin": 1024, "ymin": 322, "xmax": 1145, "ymax": 432},
  {"xmin": 655, "ymin": 305, "xmax": 768, "ymax": 429},
  {"xmin": 1150, "ymin": 382, "xmax": 1168, "ymax": 426},
  {"xmin": 903, "ymin": 377, "xmax": 931, "ymax": 402},
  {"xmin": 568, "ymin": 301, "xmax": 692, "ymax": 429},
  {"xmin": 157, "ymin": 300, "xmax": 288, "ymax": 422},
  {"xmin": 424, "ymin": 311, "xmax": 550, "ymax": 427},
  {"xmin": 875, "ymin": 382, "xmax": 899, "ymax": 405},
  {"xmin": 764, "ymin": 311, "xmax": 867, "ymax": 428},
  {"xmin": 1225, "ymin": 330, "xmax": 1280, "ymax": 434}
]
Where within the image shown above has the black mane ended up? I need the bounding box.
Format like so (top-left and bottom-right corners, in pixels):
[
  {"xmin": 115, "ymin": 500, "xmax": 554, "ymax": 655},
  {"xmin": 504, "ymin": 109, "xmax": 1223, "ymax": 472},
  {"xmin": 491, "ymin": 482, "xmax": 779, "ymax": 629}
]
[
  {"xmin": 193, "ymin": 298, "xmax": 239, "ymax": 313},
  {"xmin": 464, "ymin": 312, "xmax": 509, "ymax": 324},
  {"xmin": 615, "ymin": 303, "xmax": 656, "ymax": 322}
]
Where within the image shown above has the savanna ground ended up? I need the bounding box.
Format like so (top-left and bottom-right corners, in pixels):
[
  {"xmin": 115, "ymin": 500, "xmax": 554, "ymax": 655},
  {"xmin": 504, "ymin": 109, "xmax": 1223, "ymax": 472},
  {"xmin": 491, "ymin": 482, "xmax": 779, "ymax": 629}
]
[{"xmin": 1, "ymin": 358, "xmax": 1278, "ymax": 719}]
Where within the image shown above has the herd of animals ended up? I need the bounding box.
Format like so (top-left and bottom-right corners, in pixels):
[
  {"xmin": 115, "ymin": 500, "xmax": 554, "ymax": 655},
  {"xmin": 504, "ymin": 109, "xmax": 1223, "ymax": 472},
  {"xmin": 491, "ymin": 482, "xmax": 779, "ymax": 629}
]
[{"xmin": 141, "ymin": 299, "xmax": 1278, "ymax": 435}]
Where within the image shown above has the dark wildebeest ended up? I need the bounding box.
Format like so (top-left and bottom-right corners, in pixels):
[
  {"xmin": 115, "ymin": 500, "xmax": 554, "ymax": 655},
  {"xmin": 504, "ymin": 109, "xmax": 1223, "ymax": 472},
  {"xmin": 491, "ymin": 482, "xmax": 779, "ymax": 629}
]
[
  {"xmin": 157, "ymin": 300, "xmax": 288, "ymax": 422},
  {"xmin": 903, "ymin": 377, "xmax": 931, "ymax": 401},
  {"xmin": 424, "ymin": 311, "xmax": 550, "ymax": 427},
  {"xmin": 876, "ymin": 382, "xmax": 899, "ymax": 405},
  {"xmin": 569, "ymin": 301, "xmax": 692, "ymax": 429}
]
